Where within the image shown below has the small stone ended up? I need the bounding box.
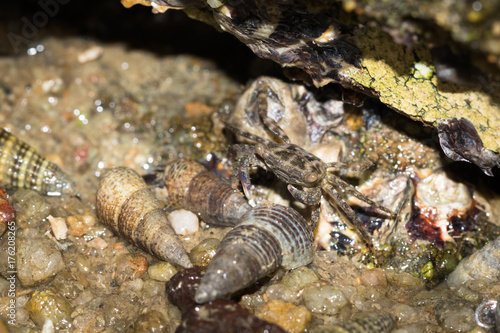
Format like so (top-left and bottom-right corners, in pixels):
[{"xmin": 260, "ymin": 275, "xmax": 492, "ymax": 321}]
[
  {"xmin": 16, "ymin": 237, "xmax": 65, "ymax": 287},
  {"xmin": 386, "ymin": 270, "xmax": 425, "ymax": 288},
  {"xmin": 436, "ymin": 300, "xmax": 477, "ymax": 332},
  {"xmin": 168, "ymin": 209, "xmax": 199, "ymax": 236},
  {"xmin": 11, "ymin": 189, "xmax": 50, "ymax": 228},
  {"xmin": 360, "ymin": 268, "xmax": 388, "ymax": 288},
  {"xmin": 282, "ymin": 267, "xmax": 319, "ymax": 290},
  {"xmin": 256, "ymin": 300, "xmax": 312, "ymax": 333},
  {"xmin": 265, "ymin": 283, "xmax": 299, "ymax": 304},
  {"xmin": 66, "ymin": 214, "xmax": 96, "ymax": 237},
  {"xmin": 188, "ymin": 238, "xmax": 219, "ymax": 266},
  {"xmin": 25, "ymin": 290, "xmax": 72, "ymax": 329},
  {"xmin": 148, "ymin": 261, "xmax": 178, "ymax": 282},
  {"xmin": 115, "ymin": 253, "xmax": 149, "ymax": 286},
  {"xmin": 77, "ymin": 45, "xmax": 104, "ymax": 63},
  {"xmin": 303, "ymin": 285, "xmax": 349, "ymax": 315},
  {"xmin": 132, "ymin": 310, "xmax": 169, "ymax": 333}
]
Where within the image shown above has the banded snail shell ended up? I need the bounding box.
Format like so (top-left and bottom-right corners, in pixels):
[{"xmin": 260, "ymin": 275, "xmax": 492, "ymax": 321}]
[
  {"xmin": 164, "ymin": 158, "xmax": 251, "ymax": 227},
  {"xmin": 0, "ymin": 128, "xmax": 78, "ymax": 196},
  {"xmin": 96, "ymin": 167, "xmax": 192, "ymax": 268},
  {"xmin": 195, "ymin": 201, "xmax": 313, "ymax": 303}
]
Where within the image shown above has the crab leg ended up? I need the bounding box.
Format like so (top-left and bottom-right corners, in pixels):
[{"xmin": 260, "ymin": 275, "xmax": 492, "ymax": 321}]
[
  {"xmin": 326, "ymin": 175, "xmax": 396, "ymax": 217},
  {"xmin": 322, "ymin": 183, "xmax": 373, "ymax": 246},
  {"xmin": 254, "ymin": 87, "xmax": 291, "ymax": 144}
]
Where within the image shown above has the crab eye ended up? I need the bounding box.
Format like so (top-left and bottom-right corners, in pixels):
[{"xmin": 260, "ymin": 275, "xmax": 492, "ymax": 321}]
[{"xmin": 303, "ymin": 171, "xmax": 318, "ymax": 183}]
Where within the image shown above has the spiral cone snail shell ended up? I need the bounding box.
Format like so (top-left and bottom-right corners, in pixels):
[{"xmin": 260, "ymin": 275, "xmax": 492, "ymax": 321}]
[
  {"xmin": 164, "ymin": 158, "xmax": 251, "ymax": 227},
  {"xmin": 0, "ymin": 128, "xmax": 78, "ymax": 196},
  {"xmin": 96, "ymin": 167, "xmax": 192, "ymax": 268},
  {"xmin": 195, "ymin": 201, "xmax": 314, "ymax": 303}
]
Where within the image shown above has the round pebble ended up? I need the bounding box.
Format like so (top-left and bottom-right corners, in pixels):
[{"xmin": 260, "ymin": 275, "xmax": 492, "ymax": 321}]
[
  {"xmin": 25, "ymin": 290, "xmax": 72, "ymax": 329},
  {"xmin": 17, "ymin": 237, "xmax": 65, "ymax": 287},
  {"xmin": 256, "ymin": 299, "xmax": 311, "ymax": 333},
  {"xmin": 391, "ymin": 303, "xmax": 419, "ymax": 322},
  {"xmin": 168, "ymin": 209, "xmax": 199, "ymax": 236},
  {"xmin": 437, "ymin": 303, "xmax": 476, "ymax": 332},
  {"xmin": 282, "ymin": 267, "xmax": 319, "ymax": 291},
  {"xmin": 132, "ymin": 310, "xmax": 168, "ymax": 333},
  {"xmin": 266, "ymin": 283, "xmax": 299, "ymax": 303},
  {"xmin": 303, "ymin": 285, "xmax": 349, "ymax": 315},
  {"xmin": 188, "ymin": 238, "xmax": 219, "ymax": 266},
  {"xmin": 115, "ymin": 253, "xmax": 149, "ymax": 285},
  {"xmin": 148, "ymin": 261, "xmax": 178, "ymax": 282},
  {"xmin": 360, "ymin": 268, "xmax": 387, "ymax": 288},
  {"xmin": 11, "ymin": 189, "xmax": 50, "ymax": 228}
]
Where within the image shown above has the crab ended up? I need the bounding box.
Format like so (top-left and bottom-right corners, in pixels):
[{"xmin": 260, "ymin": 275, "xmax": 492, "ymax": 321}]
[{"xmin": 226, "ymin": 85, "xmax": 396, "ymax": 247}]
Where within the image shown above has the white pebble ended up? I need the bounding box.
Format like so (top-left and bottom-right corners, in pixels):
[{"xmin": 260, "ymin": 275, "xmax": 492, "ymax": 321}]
[
  {"xmin": 48, "ymin": 215, "xmax": 67, "ymax": 240},
  {"xmin": 168, "ymin": 209, "xmax": 199, "ymax": 236},
  {"xmin": 77, "ymin": 45, "xmax": 104, "ymax": 63}
]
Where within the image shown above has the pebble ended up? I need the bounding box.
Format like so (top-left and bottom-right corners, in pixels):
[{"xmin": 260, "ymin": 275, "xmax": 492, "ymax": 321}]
[
  {"xmin": 391, "ymin": 302, "xmax": 419, "ymax": 322},
  {"xmin": 265, "ymin": 283, "xmax": 299, "ymax": 304},
  {"xmin": 255, "ymin": 299, "xmax": 312, "ymax": 333},
  {"xmin": 47, "ymin": 215, "xmax": 68, "ymax": 240},
  {"xmin": 148, "ymin": 261, "xmax": 178, "ymax": 282},
  {"xmin": 11, "ymin": 189, "xmax": 50, "ymax": 228},
  {"xmin": 77, "ymin": 45, "xmax": 104, "ymax": 63},
  {"xmin": 66, "ymin": 214, "xmax": 97, "ymax": 237},
  {"xmin": 168, "ymin": 209, "xmax": 199, "ymax": 236},
  {"xmin": 115, "ymin": 253, "xmax": 149, "ymax": 286},
  {"xmin": 360, "ymin": 268, "xmax": 388, "ymax": 288},
  {"xmin": 17, "ymin": 237, "xmax": 65, "ymax": 287},
  {"xmin": 188, "ymin": 237, "xmax": 219, "ymax": 266},
  {"xmin": 385, "ymin": 270, "xmax": 425, "ymax": 288},
  {"xmin": 436, "ymin": 301, "xmax": 477, "ymax": 332},
  {"xmin": 303, "ymin": 285, "xmax": 349, "ymax": 315},
  {"xmin": 282, "ymin": 267, "xmax": 319, "ymax": 291},
  {"xmin": 120, "ymin": 278, "xmax": 144, "ymax": 292},
  {"xmin": 132, "ymin": 309, "xmax": 169, "ymax": 333},
  {"xmin": 448, "ymin": 236, "xmax": 500, "ymax": 288},
  {"xmin": 25, "ymin": 290, "xmax": 72, "ymax": 329}
]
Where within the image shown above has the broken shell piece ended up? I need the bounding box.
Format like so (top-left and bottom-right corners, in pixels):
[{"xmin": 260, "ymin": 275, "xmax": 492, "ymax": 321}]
[{"xmin": 48, "ymin": 215, "xmax": 68, "ymax": 240}]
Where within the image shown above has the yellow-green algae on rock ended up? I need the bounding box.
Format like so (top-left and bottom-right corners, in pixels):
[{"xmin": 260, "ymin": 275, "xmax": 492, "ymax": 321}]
[{"xmin": 343, "ymin": 28, "xmax": 500, "ymax": 153}]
